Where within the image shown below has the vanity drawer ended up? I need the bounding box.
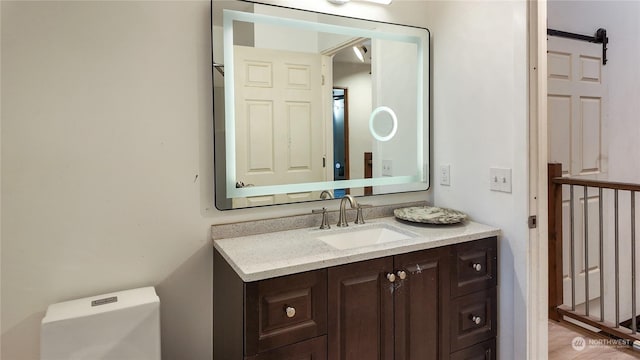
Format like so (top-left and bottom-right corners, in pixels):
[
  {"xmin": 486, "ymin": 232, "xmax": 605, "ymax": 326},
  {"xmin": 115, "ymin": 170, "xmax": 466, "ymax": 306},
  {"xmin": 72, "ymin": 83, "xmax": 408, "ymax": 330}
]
[
  {"xmin": 450, "ymin": 338, "xmax": 496, "ymax": 360},
  {"xmin": 451, "ymin": 237, "xmax": 497, "ymax": 297},
  {"xmin": 245, "ymin": 269, "xmax": 327, "ymax": 355},
  {"xmin": 450, "ymin": 288, "xmax": 497, "ymax": 352},
  {"xmin": 245, "ymin": 336, "xmax": 327, "ymax": 360}
]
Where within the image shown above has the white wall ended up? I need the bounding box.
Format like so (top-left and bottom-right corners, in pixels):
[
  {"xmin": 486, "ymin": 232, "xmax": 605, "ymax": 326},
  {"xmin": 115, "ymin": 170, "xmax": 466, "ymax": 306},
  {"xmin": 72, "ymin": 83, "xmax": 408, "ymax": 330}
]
[
  {"xmin": 373, "ymin": 38, "xmax": 422, "ymax": 194},
  {"xmin": 1, "ymin": 1, "xmax": 531, "ymax": 359},
  {"xmin": 426, "ymin": 1, "xmax": 529, "ymax": 358},
  {"xmin": 1, "ymin": 2, "xmax": 214, "ymax": 359},
  {"xmin": 254, "ymin": 4, "xmax": 319, "ymax": 53}
]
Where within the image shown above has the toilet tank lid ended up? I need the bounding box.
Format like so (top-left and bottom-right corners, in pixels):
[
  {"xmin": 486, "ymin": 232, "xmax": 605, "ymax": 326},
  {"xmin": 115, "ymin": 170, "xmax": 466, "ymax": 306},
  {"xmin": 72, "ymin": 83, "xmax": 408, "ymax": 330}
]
[{"xmin": 42, "ymin": 286, "xmax": 159, "ymax": 324}]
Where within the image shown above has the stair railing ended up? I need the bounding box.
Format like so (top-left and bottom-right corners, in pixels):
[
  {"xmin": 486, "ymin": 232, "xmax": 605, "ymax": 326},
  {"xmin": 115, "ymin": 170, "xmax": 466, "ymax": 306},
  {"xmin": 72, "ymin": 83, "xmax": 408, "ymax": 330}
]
[{"xmin": 549, "ymin": 163, "xmax": 640, "ymax": 345}]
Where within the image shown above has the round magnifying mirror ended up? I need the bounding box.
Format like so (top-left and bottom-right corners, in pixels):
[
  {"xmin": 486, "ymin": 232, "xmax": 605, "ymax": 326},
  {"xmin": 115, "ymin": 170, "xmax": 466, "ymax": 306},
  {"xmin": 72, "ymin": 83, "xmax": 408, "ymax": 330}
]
[{"xmin": 369, "ymin": 106, "xmax": 398, "ymax": 142}]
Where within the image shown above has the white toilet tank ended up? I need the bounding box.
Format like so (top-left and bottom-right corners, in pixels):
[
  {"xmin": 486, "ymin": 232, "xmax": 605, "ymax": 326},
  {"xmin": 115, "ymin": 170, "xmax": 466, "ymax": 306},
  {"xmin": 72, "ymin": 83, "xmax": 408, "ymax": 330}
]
[{"xmin": 41, "ymin": 286, "xmax": 161, "ymax": 360}]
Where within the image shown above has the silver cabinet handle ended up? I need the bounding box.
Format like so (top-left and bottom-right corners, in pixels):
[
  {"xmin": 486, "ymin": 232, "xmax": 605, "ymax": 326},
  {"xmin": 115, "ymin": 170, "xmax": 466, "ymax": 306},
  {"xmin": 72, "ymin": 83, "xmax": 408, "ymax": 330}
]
[
  {"xmin": 386, "ymin": 273, "xmax": 396, "ymax": 283},
  {"xmin": 471, "ymin": 315, "xmax": 482, "ymax": 325},
  {"xmin": 285, "ymin": 306, "xmax": 296, "ymax": 318},
  {"xmin": 397, "ymin": 270, "xmax": 407, "ymax": 280},
  {"xmin": 472, "ymin": 263, "xmax": 482, "ymax": 272}
]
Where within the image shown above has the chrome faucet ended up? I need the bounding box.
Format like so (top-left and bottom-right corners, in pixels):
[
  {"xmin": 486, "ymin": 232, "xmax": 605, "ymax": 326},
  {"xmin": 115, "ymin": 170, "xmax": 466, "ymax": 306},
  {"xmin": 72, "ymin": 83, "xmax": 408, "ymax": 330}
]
[
  {"xmin": 313, "ymin": 191, "xmax": 335, "ymax": 230},
  {"xmin": 320, "ymin": 190, "xmax": 334, "ymax": 200},
  {"xmin": 337, "ymin": 194, "xmax": 358, "ymax": 227}
]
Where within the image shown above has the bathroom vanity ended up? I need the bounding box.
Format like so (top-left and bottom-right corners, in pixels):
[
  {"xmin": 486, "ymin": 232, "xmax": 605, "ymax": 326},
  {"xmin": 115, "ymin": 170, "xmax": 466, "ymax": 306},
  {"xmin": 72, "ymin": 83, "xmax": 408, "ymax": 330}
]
[
  {"xmin": 213, "ymin": 216, "xmax": 499, "ymax": 360},
  {"xmin": 211, "ymin": 2, "xmax": 496, "ymax": 358}
]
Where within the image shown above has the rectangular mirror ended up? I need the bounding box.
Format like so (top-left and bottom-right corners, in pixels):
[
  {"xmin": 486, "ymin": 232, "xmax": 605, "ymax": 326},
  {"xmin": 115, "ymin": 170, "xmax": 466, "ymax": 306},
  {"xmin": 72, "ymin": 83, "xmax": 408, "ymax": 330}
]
[{"xmin": 213, "ymin": 0, "xmax": 430, "ymax": 209}]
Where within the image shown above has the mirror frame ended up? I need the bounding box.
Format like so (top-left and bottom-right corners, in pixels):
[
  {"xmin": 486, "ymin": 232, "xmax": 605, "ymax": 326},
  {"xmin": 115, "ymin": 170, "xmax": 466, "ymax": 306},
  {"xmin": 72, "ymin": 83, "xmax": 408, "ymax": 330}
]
[{"xmin": 215, "ymin": 1, "xmax": 430, "ymax": 205}]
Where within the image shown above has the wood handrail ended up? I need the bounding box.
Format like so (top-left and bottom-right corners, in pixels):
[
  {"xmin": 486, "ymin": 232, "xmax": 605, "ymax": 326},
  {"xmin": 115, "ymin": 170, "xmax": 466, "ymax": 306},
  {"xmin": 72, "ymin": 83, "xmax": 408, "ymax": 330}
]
[
  {"xmin": 548, "ymin": 163, "xmax": 563, "ymax": 321},
  {"xmin": 551, "ymin": 176, "xmax": 640, "ymax": 192}
]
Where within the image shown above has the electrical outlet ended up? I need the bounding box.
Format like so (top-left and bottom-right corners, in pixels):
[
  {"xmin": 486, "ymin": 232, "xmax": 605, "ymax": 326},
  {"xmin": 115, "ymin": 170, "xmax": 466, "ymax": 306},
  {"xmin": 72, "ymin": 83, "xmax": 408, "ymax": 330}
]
[
  {"xmin": 382, "ymin": 160, "xmax": 392, "ymax": 176},
  {"xmin": 489, "ymin": 167, "xmax": 512, "ymax": 193},
  {"xmin": 440, "ymin": 165, "xmax": 450, "ymax": 186}
]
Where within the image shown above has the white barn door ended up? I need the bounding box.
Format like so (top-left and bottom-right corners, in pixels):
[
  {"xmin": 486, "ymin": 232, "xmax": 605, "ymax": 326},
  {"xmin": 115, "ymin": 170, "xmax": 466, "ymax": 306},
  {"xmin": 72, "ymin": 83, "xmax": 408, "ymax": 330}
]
[{"xmin": 548, "ymin": 35, "xmax": 607, "ymax": 308}]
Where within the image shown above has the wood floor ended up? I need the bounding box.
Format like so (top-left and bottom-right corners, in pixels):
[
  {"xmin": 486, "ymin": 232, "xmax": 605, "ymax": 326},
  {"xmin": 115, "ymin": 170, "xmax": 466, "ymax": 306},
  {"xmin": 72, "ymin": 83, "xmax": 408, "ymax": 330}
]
[{"xmin": 549, "ymin": 320, "xmax": 640, "ymax": 359}]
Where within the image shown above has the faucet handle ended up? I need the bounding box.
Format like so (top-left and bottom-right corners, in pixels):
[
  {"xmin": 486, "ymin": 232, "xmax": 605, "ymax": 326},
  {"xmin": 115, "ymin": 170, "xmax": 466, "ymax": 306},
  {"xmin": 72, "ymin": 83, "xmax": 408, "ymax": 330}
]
[
  {"xmin": 312, "ymin": 207, "xmax": 331, "ymax": 229},
  {"xmin": 355, "ymin": 204, "xmax": 372, "ymax": 224}
]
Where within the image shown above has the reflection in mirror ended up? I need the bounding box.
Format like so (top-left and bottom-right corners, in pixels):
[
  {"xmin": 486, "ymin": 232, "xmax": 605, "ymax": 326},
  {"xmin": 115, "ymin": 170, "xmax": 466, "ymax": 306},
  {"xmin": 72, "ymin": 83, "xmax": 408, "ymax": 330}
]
[{"xmin": 212, "ymin": 1, "xmax": 430, "ymax": 210}]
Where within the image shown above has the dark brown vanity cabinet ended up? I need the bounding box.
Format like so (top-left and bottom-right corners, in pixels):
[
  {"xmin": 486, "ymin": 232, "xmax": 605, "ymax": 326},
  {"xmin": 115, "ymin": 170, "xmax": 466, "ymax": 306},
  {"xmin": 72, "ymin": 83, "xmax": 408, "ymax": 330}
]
[
  {"xmin": 214, "ymin": 250, "xmax": 328, "ymax": 360},
  {"xmin": 327, "ymin": 257, "xmax": 395, "ymax": 360},
  {"xmin": 214, "ymin": 236, "xmax": 497, "ymax": 360},
  {"xmin": 449, "ymin": 237, "xmax": 498, "ymax": 359},
  {"xmin": 327, "ymin": 248, "xmax": 448, "ymax": 360}
]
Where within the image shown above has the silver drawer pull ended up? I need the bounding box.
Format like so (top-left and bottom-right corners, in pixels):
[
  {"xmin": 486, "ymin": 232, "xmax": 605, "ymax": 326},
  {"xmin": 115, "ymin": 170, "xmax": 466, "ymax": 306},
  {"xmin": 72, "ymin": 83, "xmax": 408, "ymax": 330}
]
[
  {"xmin": 471, "ymin": 315, "xmax": 482, "ymax": 325},
  {"xmin": 472, "ymin": 263, "xmax": 482, "ymax": 272},
  {"xmin": 386, "ymin": 273, "xmax": 396, "ymax": 283},
  {"xmin": 285, "ymin": 306, "xmax": 296, "ymax": 318},
  {"xmin": 397, "ymin": 270, "xmax": 407, "ymax": 280}
]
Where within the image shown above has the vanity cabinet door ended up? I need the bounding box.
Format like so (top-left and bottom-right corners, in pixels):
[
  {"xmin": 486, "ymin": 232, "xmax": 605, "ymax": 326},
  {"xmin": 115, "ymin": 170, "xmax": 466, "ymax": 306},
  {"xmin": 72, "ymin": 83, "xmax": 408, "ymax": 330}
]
[
  {"xmin": 245, "ymin": 336, "xmax": 327, "ymax": 360},
  {"xmin": 393, "ymin": 247, "xmax": 449, "ymax": 360},
  {"xmin": 245, "ymin": 269, "xmax": 327, "ymax": 355},
  {"xmin": 449, "ymin": 338, "xmax": 495, "ymax": 360},
  {"xmin": 328, "ymin": 257, "xmax": 394, "ymax": 360}
]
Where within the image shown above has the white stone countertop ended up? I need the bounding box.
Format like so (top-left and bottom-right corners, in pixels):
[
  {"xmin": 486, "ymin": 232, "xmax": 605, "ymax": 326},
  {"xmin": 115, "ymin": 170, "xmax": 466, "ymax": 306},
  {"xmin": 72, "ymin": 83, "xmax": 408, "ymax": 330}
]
[{"xmin": 213, "ymin": 216, "xmax": 500, "ymax": 282}]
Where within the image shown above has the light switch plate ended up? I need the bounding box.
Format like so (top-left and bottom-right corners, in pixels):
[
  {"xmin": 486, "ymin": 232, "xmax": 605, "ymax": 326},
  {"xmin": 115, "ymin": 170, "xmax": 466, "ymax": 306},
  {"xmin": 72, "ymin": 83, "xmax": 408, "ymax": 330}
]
[
  {"xmin": 490, "ymin": 167, "xmax": 512, "ymax": 193},
  {"xmin": 440, "ymin": 164, "xmax": 450, "ymax": 186}
]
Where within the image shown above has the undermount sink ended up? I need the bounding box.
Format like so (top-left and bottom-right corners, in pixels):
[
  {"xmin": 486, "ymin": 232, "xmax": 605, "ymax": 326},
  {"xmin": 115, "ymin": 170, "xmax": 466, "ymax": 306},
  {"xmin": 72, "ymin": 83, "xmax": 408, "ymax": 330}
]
[{"xmin": 316, "ymin": 223, "xmax": 418, "ymax": 250}]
